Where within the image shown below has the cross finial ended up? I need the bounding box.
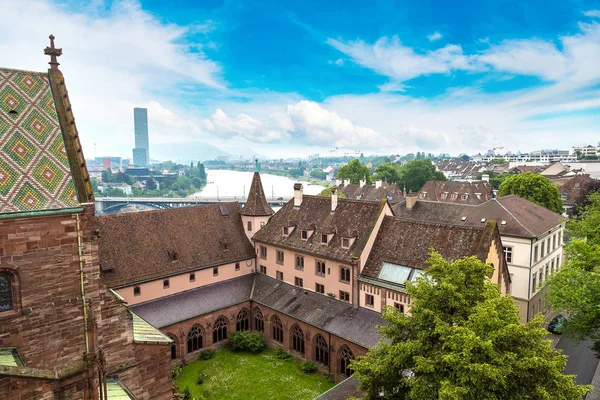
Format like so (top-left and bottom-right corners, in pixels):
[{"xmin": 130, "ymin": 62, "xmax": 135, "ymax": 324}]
[{"xmin": 44, "ymin": 34, "xmax": 62, "ymax": 71}]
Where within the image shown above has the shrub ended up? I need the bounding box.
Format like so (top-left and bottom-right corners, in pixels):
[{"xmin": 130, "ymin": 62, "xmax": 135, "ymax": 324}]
[
  {"xmin": 229, "ymin": 331, "xmax": 265, "ymax": 354},
  {"xmin": 198, "ymin": 349, "xmax": 215, "ymax": 360},
  {"xmin": 197, "ymin": 372, "xmax": 207, "ymax": 385},
  {"xmin": 301, "ymin": 361, "xmax": 318, "ymax": 373},
  {"xmin": 172, "ymin": 366, "xmax": 182, "ymax": 378},
  {"xmin": 276, "ymin": 346, "xmax": 292, "ymax": 360},
  {"xmin": 181, "ymin": 387, "xmax": 191, "ymax": 400}
]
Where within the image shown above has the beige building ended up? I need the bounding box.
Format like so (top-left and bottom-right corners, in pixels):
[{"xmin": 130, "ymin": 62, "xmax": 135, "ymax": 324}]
[{"xmin": 393, "ymin": 194, "xmax": 566, "ymax": 321}]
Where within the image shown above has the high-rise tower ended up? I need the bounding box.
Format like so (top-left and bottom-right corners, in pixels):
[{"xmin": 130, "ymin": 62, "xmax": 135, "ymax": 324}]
[{"xmin": 132, "ymin": 107, "xmax": 149, "ymax": 166}]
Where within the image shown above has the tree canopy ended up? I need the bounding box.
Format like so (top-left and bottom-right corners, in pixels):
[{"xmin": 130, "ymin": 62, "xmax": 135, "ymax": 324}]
[
  {"xmin": 572, "ymin": 179, "xmax": 600, "ymax": 217},
  {"xmin": 352, "ymin": 251, "xmax": 591, "ymax": 400},
  {"xmin": 549, "ymin": 192, "xmax": 600, "ymax": 357},
  {"xmin": 475, "ymin": 170, "xmax": 509, "ymax": 189},
  {"xmin": 402, "ymin": 159, "xmax": 446, "ymax": 193},
  {"xmin": 317, "ymin": 186, "xmax": 347, "ymax": 198},
  {"xmin": 337, "ymin": 159, "xmax": 371, "ymax": 184},
  {"xmin": 374, "ymin": 162, "xmax": 402, "ymax": 186},
  {"xmin": 498, "ymin": 172, "xmax": 563, "ymax": 214}
]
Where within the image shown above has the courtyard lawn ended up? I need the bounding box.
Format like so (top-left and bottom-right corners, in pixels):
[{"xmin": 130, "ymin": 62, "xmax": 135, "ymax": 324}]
[{"xmin": 175, "ymin": 348, "xmax": 335, "ymax": 400}]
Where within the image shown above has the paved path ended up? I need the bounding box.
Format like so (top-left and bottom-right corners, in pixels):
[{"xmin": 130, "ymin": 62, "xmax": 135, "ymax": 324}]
[{"xmin": 555, "ymin": 336, "xmax": 599, "ymax": 398}]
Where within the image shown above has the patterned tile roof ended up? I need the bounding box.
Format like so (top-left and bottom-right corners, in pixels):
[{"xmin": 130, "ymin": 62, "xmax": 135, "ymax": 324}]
[
  {"xmin": 0, "ymin": 69, "xmax": 79, "ymax": 214},
  {"xmin": 241, "ymin": 172, "xmax": 274, "ymax": 216},
  {"xmin": 338, "ymin": 182, "xmax": 404, "ymax": 204},
  {"xmin": 417, "ymin": 180, "xmax": 493, "ymax": 204}
]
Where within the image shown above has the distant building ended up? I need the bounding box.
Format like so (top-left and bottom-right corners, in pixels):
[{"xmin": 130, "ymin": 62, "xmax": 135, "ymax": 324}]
[
  {"xmin": 133, "ymin": 107, "xmax": 149, "ymax": 166},
  {"xmin": 571, "ymin": 144, "xmax": 600, "ymax": 158},
  {"xmin": 102, "ymin": 157, "xmax": 111, "ymax": 170}
]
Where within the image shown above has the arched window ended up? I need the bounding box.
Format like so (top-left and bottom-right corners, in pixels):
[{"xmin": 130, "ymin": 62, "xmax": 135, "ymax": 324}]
[
  {"xmin": 236, "ymin": 308, "xmax": 249, "ymax": 331},
  {"xmin": 187, "ymin": 325, "xmax": 203, "ymax": 354},
  {"xmin": 339, "ymin": 346, "xmax": 354, "ymax": 376},
  {"xmin": 292, "ymin": 324, "xmax": 304, "ymax": 355},
  {"xmin": 272, "ymin": 315, "xmax": 283, "ymax": 343},
  {"xmin": 314, "ymin": 334, "xmax": 329, "ymax": 366},
  {"xmin": 168, "ymin": 334, "xmax": 178, "ymax": 359},
  {"xmin": 0, "ymin": 272, "xmax": 13, "ymax": 312},
  {"xmin": 254, "ymin": 307, "xmax": 264, "ymax": 332},
  {"xmin": 213, "ymin": 316, "xmax": 228, "ymax": 343}
]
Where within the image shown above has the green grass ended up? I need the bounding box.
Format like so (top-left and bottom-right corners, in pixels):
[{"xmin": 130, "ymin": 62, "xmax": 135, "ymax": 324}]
[{"xmin": 175, "ymin": 348, "xmax": 335, "ymax": 400}]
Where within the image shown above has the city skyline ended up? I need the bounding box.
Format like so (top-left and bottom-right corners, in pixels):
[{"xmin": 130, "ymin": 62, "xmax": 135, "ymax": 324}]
[{"xmin": 2, "ymin": 0, "xmax": 600, "ymax": 160}]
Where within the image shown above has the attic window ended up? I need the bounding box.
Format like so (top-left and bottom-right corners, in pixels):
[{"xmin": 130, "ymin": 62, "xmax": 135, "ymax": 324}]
[
  {"xmin": 419, "ymin": 192, "xmax": 427, "ymax": 199},
  {"xmin": 219, "ymin": 205, "xmax": 229, "ymax": 216},
  {"xmin": 341, "ymin": 238, "xmax": 351, "ymax": 249},
  {"xmin": 355, "ymin": 195, "xmax": 361, "ymax": 200},
  {"xmin": 461, "ymin": 216, "xmax": 467, "ymax": 221},
  {"xmin": 451, "ymin": 193, "xmax": 458, "ymax": 200},
  {"xmin": 222, "ymin": 242, "xmax": 230, "ymax": 251},
  {"xmin": 501, "ymin": 220, "xmax": 507, "ymax": 225},
  {"xmin": 301, "ymin": 230, "xmax": 308, "ymax": 240},
  {"xmin": 8, "ymin": 110, "xmax": 18, "ymax": 115},
  {"xmin": 441, "ymin": 193, "xmax": 448, "ymax": 199},
  {"xmin": 575, "ymin": 183, "xmax": 581, "ymax": 189},
  {"xmin": 321, "ymin": 234, "xmax": 328, "ymax": 244},
  {"xmin": 167, "ymin": 250, "xmax": 178, "ymax": 262},
  {"xmin": 461, "ymin": 194, "xmax": 468, "ymax": 200},
  {"xmin": 283, "ymin": 226, "xmax": 289, "ymax": 235},
  {"xmin": 480, "ymin": 218, "xmax": 487, "ymax": 223}
]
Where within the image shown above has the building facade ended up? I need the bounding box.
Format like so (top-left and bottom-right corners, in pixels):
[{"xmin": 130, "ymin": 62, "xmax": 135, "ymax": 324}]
[{"xmin": 133, "ymin": 107, "xmax": 149, "ymax": 166}]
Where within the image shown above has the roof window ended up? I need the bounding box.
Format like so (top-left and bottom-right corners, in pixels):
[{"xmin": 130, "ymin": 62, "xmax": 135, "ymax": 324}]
[
  {"xmin": 461, "ymin": 216, "xmax": 467, "ymax": 221},
  {"xmin": 480, "ymin": 218, "xmax": 487, "ymax": 223},
  {"xmin": 501, "ymin": 220, "xmax": 507, "ymax": 225},
  {"xmin": 219, "ymin": 205, "xmax": 229, "ymax": 216}
]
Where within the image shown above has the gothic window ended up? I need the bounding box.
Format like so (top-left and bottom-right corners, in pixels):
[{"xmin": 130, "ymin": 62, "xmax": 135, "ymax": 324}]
[
  {"xmin": 314, "ymin": 334, "xmax": 329, "ymax": 366},
  {"xmin": 236, "ymin": 308, "xmax": 249, "ymax": 331},
  {"xmin": 292, "ymin": 324, "xmax": 305, "ymax": 355},
  {"xmin": 0, "ymin": 273, "xmax": 13, "ymax": 312},
  {"xmin": 168, "ymin": 334, "xmax": 178, "ymax": 359},
  {"xmin": 272, "ymin": 315, "xmax": 283, "ymax": 343},
  {"xmin": 187, "ymin": 325, "xmax": 203, "ymax": 354},
  {"xmin": 213, "ymin": 316, "xmax": 228, "ymax": 343},
  {"xmin": 339, "ymin": 346, "xmax": 354, "ymax": 376},
  {"xmin": 254, "ymin": 307, "xmax": 264, "ymax": 332}
]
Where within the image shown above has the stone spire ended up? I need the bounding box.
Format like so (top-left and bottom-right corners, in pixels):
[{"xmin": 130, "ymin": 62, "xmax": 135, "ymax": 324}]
[
  {"xmin": 44, "ymin": 34, "xmax": 62, "ymax": 71},
  {"xmin": 241, "ymin": 172, "xmax": 274, "ymax": 216}
]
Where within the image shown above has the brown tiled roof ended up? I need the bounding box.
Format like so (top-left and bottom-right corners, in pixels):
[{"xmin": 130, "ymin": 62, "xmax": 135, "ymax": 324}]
[
  {"xmin": 362, "ymin": 217, "xmax": 496, "ymax": 280},
  {"xmin": 253, "ymin": 195, "xmax": 386, "ymax": 263},
  {"xmin": 552, "ymin": 174, "xmax": 595, "ymax": 205},
  {"xmin": 393, "ymin": 195, "xmax": 564, "ymax": 238},
  {"xmin": 98, "ymin": 203, "xmax": 255, "ymax": 287},
  {"xmin": 241, "ymin": 172, "xmax": 274, "ymax": 216},
  {"xmin": 338, "ymin": 182, "xmax": 404, "ymax": 204},
  {"xmin": 417, "ymin": 180, "xmax": 493, "ymax": 204}
]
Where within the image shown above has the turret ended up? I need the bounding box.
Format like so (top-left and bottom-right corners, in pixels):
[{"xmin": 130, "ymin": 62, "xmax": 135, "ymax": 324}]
[{"xmin": 240, "ymin": 172, "xmax": 274, "ymax": 241}]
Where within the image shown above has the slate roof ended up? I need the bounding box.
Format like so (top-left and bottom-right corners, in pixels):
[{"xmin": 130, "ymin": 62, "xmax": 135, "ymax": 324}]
[
  {"xmin": 0, "ymin": 68, "xmax": 81, "ymax": 214},
  {"xmin": 252, "ymin": 195, "xmax": 386, "ymax": 263},
  {"xmin": 129, "ymin": 275, "xmax": 255, "ymax": 328},
  {"xmin": 241, "ymin": 172, "xmax": 273, "ymax": 216},
  {"xmin": 252, "ymin": 274, "xmax": 385, "ymax": 348},
  {"xmin": 551, "ymin": 174, "xmax": 595, "ymax": 205},
  {"xmin": 316, "ymin": 376, "xmax": 364, "ymax": 399},
  {"xmin": 338, "ymin": 182, "xmax": 404, "ymax": 204},
  {"xmin": 99, "ymin": 203, "xmax": 256, "ymax": 288},
  {"xmin": 417, "ymin": 180, "xmax": 493, "ymax": 204},
  {"xmin": 392, "ymin": 195, "xmax": 565, "ymax": 238},
  {"xmin": 362, "ymin": 216, "xmax": 496, "ymax": 281}
]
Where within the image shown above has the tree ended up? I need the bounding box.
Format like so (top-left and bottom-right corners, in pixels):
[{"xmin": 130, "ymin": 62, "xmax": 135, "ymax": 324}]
[
  {"xmin": 145, "ymin": 177, "xmax": 157, "ymax": 190},
  {"xmin": 318, "ymin": 186, "xmax": 347, "ymax": 198},
  {"xmin": 402, "ymin": 159, "xmax": 446, "ymax": 193},
  {"xmin": 476, "ymin": 170, "xmax": 510, "ymax": 189},
  {"xmin": 337, "ymin": 159, "xmax": 371, "ymax": 184},
  {"xmin": 498, "ymin": 172, "xmax": 563, "ymax": 213},
  {"xmin": 572, "ymin": 179, "xmax": 600, "ymax": 217},
  {"xmin": 374, "ymin": 162, "xmax": 402, "ymax": 185},
  {"xmin": 549, "ymin": 192, "xmax": 600, "ymax": 357},
  {"xmin": 352, "ymin": 251, "xmax": 592, "ymax": 400},
  {"xmin": 310, "ymin": 170, "xmax": 327, "ymax": 180}
]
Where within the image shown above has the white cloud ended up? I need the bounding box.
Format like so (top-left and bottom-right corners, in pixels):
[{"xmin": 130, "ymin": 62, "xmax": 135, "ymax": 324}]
[
  {"xmin": 327, "ymin": 36, "xmax": 480, "ymax": 82},
  {"xmin": 583, "ymin": 10, "xmax": 600, "ymax": 18},
  {"xmin": 427, "ymin": 32, "xmax": 442, "ymax": 41}
]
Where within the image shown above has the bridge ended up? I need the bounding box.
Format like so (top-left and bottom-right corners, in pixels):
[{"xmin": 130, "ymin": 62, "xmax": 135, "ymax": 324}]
[{"xmin": 95, "ymin": 196, "xmax": 291, "ymax": 214}]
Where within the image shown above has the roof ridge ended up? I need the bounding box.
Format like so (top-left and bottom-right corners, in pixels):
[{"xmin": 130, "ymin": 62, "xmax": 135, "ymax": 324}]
[
  {"xmin": 493, "ymin": 197, "xmax": 535, "ymax": 237},
  {"xmin": 390, "ymin": 215, "xmax": 485, "ymax": 230}
]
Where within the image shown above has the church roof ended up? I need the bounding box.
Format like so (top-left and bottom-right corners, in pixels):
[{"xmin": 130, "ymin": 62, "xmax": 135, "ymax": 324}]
[
  {"xmin": 241, "ymin": 172, "xmax": 274, "ymax": 216},
  {"xmin": 0, "ymin": 37, "xmax": 93, "ymax": 215}
]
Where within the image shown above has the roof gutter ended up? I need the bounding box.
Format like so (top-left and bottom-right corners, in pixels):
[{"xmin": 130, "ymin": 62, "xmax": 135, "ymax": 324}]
[{"xmin": 0, "ymin": 207, "xmax": 84, "ymax": 220}]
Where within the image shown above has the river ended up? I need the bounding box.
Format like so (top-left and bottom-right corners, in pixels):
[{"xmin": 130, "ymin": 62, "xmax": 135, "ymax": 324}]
[{"xmin": 192, "ymin": 170, "xmax": 327, "ymax": 199}]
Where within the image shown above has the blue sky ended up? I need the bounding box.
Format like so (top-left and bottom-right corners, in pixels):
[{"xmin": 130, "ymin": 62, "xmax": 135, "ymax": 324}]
[{"xmin": 2, "ymin": 0, "xmax": 600, "ymax": 160}]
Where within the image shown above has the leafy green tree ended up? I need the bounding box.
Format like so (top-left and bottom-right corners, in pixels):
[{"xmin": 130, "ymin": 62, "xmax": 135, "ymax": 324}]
[
  {"xmin": 491, "ymin": 158, "xmax": 505, "ymax": 164},
  {"xmin": 572, "ymin": 179, "xmax": 600, "ymax": 217},
  {"xmin": 318, "ymin": 186, "xmax": 347, "ymax": 198},
  {"xmin": 476, "ymin": 170, "xmax": 509, "ymax": 189},
  {"xmin": 549, "ymin": 192, "xmax": 600, "ymax": 356},
  {"xmin": 337, "ymin": 159, "xmax": 371, "ymax": 184},
  {"xmin": 145, "ymin": 177, "xmax": 157, "ymax": 190},
  {"xmin": 402, "ymin": 159, "xmax": 446, "ymax": 193},
  {"xmin": 352, "ymin": 251, "xmax": 592, "ymax": 400},
  {"xmin": 310, "ymin": 170, "xmax": 327, "ymax": 180},
  {"xmin": 374, "ymin": 162, "xmax": 402, "ymax": 185},
  {"xmin": 498, "ymin": 172, "xmax": 563, "ymax": 213}
]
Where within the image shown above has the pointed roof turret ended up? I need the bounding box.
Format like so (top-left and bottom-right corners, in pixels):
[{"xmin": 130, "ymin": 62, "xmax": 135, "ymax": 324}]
[{"xmin": 241, "ymin": 172, "xmax": 274, "ymax": 216}]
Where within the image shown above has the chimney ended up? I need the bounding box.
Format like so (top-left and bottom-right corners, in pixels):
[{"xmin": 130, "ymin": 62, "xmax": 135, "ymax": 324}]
[
  {"xmin": 482, "ymin": 174, "xmax": 490, "ymax": 182},
  {"xmin": 406, "ymin": 196, "xmax": 418, "ymax": 210},
  {"xmin": 359, "ymin": 179, "xmax": 366, "ymax": 188},
  {"xmin": 331, "ymin": 187, "xmax": 338, "ymax": 212},
  {"xmin": 335, "ymin": 179, "xmax": 342, "ymax": 186},
  {"xmin": 293, "ymin": 183, "xmax": 303, "ymax": 208},
  {"xmin": 375, "ymin": 180, "xmax": 382, "ymax": 189}
]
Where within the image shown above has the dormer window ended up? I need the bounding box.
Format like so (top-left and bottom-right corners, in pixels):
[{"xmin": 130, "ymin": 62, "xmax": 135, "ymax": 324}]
[
  {"xmin": 355, "ymin": 195, "xmax": 361, "ymax": 200},
  {"xmin": 441, "ymin": 192, "xmax": 448, "ymax": 199},
  {"xmin": 341, "ymin": 237, "xmax": 355, "ymax": 249},
  {"xmin": 301, "ymin": 230, "xmax": 308, "ymax": 240},
  {"xmin": 419, "ymin": 192, "xmax": 427, "ymax": 199},
  {"xmin": 321, "ymin": 234, "xmax": 328, "ymax": 244},
  {"xmin": 221, "ymin": 241, "xmax": 229, "ymax": 251},
  {"xmin": 451, "ymin": 193, "xmax": 458, "ymax": 200},
  {"xmin": 461, "ymin": 194, "xmax": 468, "ymax": 200},
  {"xmin": 282, "ymin": 226, "xmax": 295, "ymax": 236},
  {"xmin": 167, "ymin": 250, "xmax": 178, "ymax": 262}
]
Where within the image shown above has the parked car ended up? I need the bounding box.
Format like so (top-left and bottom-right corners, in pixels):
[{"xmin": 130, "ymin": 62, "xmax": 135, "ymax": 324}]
[{"xmin": 547, "ymin": 315, "xmax": 566, "ymax": 334}]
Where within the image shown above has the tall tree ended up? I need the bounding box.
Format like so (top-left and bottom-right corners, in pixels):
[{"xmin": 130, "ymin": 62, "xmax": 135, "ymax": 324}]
[
  {"xmin": 549, "ymin": 192, "xmax": 600, "ymax": 357},
  {"xmin": 337, "ymin": 159, "xmax": 371, "ymax": 184},
  {"xmin": 352, "ymin": 251, "xmax": 592, "ymax": 400},
  {"xmin": 572, "ymin": 179, "xmax": 600, "ymax": 217},
  {"xmin": 402, "ymin": 159, "xmax": 446, "ymax": 192},
  {"xmin": 374, "ymin": 162, "xmax": 402, "ymax": 185},
  {"xmin": 498, "ymin": 172, "xmax": 563, "ymax": 213}
]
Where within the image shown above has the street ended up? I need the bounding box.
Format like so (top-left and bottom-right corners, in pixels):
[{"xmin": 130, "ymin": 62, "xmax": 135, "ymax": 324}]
[{"xmin": 556, "ymin": 336, "xmax": 598, "ymax": 391}]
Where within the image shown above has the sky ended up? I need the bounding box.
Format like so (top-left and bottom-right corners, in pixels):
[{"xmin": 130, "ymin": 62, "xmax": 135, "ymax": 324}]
[{"xmin": 2, "ymin": 0, "xmax": 600, "ymax": 161}]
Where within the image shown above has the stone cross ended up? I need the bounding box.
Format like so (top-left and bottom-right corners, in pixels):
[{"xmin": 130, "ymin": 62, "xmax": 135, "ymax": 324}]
[{"xmin": 44, "ymin": 34, "xmax": 62, "ymax": 71}]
